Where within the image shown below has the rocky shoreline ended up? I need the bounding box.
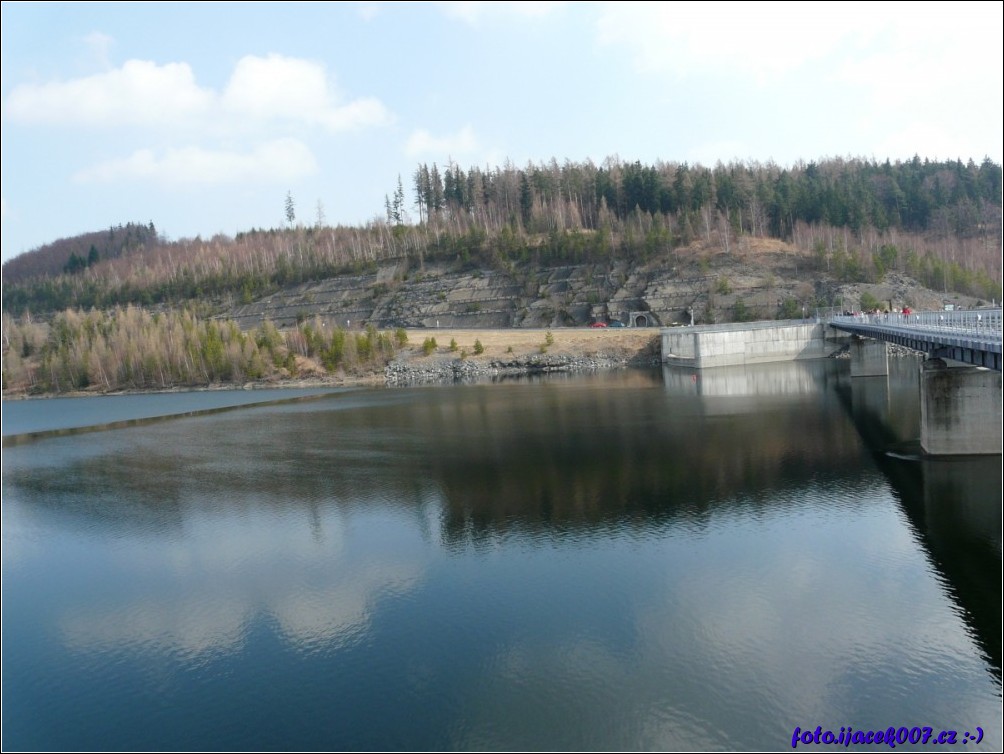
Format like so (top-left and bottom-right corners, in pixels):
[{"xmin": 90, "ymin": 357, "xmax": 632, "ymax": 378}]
[
  {"xmin": 2, "ymin": 352, "xmax": 662, "ymax": 399},
  {"xmin": 385, "ymin": 352, "xmax": 661, "ymax": 385},
  {"xmin": 2, "ymin": 326, "xmax": 662, "ymax": 399},
  {"xmin": 829, "ymin": 342, "xmax": 924, "ymax": 360}
]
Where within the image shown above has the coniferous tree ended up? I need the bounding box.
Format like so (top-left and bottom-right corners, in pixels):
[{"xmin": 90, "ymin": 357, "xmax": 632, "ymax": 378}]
[
  {"xmin": 430, "ymin": 163, "xmax": 445, "ymax": 215},
  {"xmin": 392, "ymin": 175, "xmax": 405, "ymax": 224},
  {"xmin": 2, "ymin": 156, "xmax": 1001, "ymax": 317}
]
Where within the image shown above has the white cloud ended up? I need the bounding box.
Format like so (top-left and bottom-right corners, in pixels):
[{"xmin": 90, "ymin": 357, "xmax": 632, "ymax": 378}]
[
  {"xmin": 53, "ymin": 495, "xmax": 430, "ymax": 662},
  {"xmin": 221, "ymin": 54, "xmax": 392, "ymax": 131},
  {"xmin": 405, "ymin": 125, "xmax": 480, "ymax": 158},
  {"xmin": 871, "ymin": 123, "xmax": 977, "ymax": 164},
  {"xmin": 595, "ymin": 2, "xmax": 1003, "ymax": 96},
  {"xmin": 3, "ymin": 53, "xmax": 392, "ymax": 134},
  {"xmin": 354, "ymin": 1, "xmax": 382, "ymax": 21},
  {"xmin": 61, "ymin": 595, "xmax": 251, "ymax": 660},
  {"xmin": 72, "ymin": 138, "xmax": 318, "ymax": 187},
  {"xmin": 3, "ymin": 49, "xmax": 392, "ymax": 191},
  {"xmin": 833, "ymin": 9, "xmax": 1003, "ymax": 110},
  {"xmin": 323, "ymin": 97, "xmax": 394, "ymax": 131},
  {"xmin": 272, "ymin": 562, "xmax": 421, "ymax": 650},
  {"xmin": 595, "ymin": 1, "xmax": 864, "ymax": 81},
  {"xmin": 223, "ymin": 54, "xmax": 332, "ymax": 119},
  {"xmin": 59, "ymin": 560, "xmax": 422, "ymax": 659},
  {"xmin": 593, "ymin": 1, "xmax": 1002, "ymax": 162},
  {"xmin": 3, "ymin": 59, "xmax": 214, "ymax": 126},
  {"xmin": 438, "ymin": 1, "xmax": 567, "ymax": 25},
  {"xmin": 82, "ymin": 31, "xmax": 114, "ymax": 69}
]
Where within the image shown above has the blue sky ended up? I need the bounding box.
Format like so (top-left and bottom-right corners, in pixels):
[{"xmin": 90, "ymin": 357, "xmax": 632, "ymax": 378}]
[{"xmin": 2, "ymin": 1, "xmax": 1001, "ymax": 262}]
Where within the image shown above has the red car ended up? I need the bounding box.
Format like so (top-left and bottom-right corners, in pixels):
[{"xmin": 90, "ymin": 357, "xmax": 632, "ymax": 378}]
[{"xmin": 589, "ymin": 322, "xmax": 608, "ymax": 328}]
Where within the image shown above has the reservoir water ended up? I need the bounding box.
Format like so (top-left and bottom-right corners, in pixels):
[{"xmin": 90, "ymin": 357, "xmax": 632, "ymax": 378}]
[{"xmin": 2, "ymin": 360, "xmax": 1000, "ymax": 751}]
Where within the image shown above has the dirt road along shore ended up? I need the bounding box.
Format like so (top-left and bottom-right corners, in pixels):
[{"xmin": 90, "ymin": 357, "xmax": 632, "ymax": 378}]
[{"xmin": 398, "ymin": 327, "xmax": 660, "ymax": 362}]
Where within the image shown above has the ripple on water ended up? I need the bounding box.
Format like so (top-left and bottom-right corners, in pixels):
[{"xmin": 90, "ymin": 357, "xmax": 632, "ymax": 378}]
[{"xmin": 2, "ymin": 375, "xmax": 1000, "ymax": 751}]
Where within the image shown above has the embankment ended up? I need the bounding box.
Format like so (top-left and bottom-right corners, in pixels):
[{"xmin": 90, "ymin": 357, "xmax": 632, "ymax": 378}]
[
  {"xmin": 1, "ymin": 327, "xmax": 662, "ymax": 398},
  {"xmin": 385, "ymin": 327, "xmax": 661, "ymax": 384}
]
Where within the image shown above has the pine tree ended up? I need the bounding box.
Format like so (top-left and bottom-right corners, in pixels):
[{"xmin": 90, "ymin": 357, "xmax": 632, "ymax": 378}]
[
  {"xmin": 393, "ymin": 175, "xmax": 405, "ymax": 224},
  {"xmin": 430, "ymin": 163, "xmax": 444, "ymax": 214},
  {"xmin": 413, "ymin": 165, "xmax": 430, "ymax": 223}
]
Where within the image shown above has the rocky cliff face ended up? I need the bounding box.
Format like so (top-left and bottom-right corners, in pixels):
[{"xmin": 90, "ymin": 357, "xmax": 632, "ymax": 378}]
[
  {"xmin": 223, "ymin": 260, "xmax": 643, "ymax": 330},
  {"xmin": 220, "ymin": 241, "xmax": 983, "ymax": 330}
]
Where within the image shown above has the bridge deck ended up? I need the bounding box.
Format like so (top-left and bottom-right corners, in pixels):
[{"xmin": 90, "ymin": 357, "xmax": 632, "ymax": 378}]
[{"xmin": 828, "ymin": 309, "xmax": 1002, "ymax": 371}]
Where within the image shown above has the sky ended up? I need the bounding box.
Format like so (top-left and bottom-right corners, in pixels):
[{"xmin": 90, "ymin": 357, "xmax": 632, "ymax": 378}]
[{"xmin": 1, "ymin": 1, "xmax": 1001, "ymax": 262}]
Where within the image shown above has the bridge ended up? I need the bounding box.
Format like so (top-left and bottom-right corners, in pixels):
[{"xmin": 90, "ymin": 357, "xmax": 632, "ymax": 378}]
[
  {"xmin": 826, "ymin": 308, "xmax": 1001, "ymax": 456},
  {"xmin": 827, "ymin": 309, "xmax": 1002, "ymax": 371},
  {"xmin": 659, "ymin": 309, "xmax": 1001, "ymax": 455}
]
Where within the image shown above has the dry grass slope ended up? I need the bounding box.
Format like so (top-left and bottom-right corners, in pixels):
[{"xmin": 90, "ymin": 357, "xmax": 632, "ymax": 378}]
[{"xmin": 400, "ymin": 327, "xmax": 658, "ymax": 362}]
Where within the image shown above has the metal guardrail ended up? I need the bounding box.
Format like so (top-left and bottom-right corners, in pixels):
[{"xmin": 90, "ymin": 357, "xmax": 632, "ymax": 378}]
[
  {"xmin": 827, "ymin": 308, "xmax": 1002, "ymax": 370},
  {"xmin": 828, "ymin": 309, "xmax": 1002, "ymax": 341}
]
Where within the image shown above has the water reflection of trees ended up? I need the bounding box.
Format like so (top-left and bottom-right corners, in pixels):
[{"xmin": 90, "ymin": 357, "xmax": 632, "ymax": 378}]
[
  {"xmin": 8, "ymin": 374, "xmax": 998, "ymax": 686},
  {"xmin": 6, "ymin": 375, "xmax": 868, "ymax": 540},
  {"xmin": 876, "ymin": 451, "xmax": 1002, "ymax": 683},
  {"xmin": 411, "ymin": 383, "xmax": 866, "ymax": 546},
  {"xmin": 831, "ymin": 355, "xmax": 1001, "ymax": 684}
]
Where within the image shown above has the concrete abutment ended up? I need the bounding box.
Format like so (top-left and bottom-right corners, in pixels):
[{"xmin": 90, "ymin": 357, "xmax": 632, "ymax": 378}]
[
  {"xmin": 920, "ymin": 359, "xmax": 1003, "ymax": 456},
  {"xmin": 660, "ymin": 321, "xmax": 1001, "ymax": 457},
  {"xmin": 849, "ymin": 338, "xmax": 889, "ymax": 377},
  {"xmin": 661, "ymin": 321, "xmax": 841, "ymax": 368}
]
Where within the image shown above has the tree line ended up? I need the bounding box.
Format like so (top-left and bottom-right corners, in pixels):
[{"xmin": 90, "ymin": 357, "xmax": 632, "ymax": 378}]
[
  {"xmin": 1, "ymin": 307, "xmax": 400, "ymax": 394},
  {"xmin": 406, "ymin": 156, "xmax": 1000, "ymax": 239},
  {"xmin": 4, "ymin": 222, "xmax": 160, "ymax": 283},
  {"xmin": 2, "ymin": 156, "xmax": 1001, "ymax": 317}
]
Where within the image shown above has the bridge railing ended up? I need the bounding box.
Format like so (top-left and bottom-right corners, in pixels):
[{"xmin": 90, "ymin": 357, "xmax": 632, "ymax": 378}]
[{"xmin": 829, "ymin": 309, "xmax": 1002, "ymax": 339}]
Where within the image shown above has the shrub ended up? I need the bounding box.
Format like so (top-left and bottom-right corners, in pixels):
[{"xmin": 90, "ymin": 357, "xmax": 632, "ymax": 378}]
[
  {"xmin": 860, "ymin": 291, "xmax": 881, "ymax": 312},
  {"xmin": 473, "ymin": 339, "xmax": 484, "ymax": 355},
  {"xmin": 732, "ymin": 299, "xmax": 754, "ymax": 322},
  {"xmin": 777, "ymin": 298, "xmax": 801, "ymax": 320}
]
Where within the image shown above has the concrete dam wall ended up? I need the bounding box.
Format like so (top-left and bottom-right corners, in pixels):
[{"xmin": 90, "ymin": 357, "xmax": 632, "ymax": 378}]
[{"xmin": 662, "ymin": 320, "xmax": 843, "ymax": 368}]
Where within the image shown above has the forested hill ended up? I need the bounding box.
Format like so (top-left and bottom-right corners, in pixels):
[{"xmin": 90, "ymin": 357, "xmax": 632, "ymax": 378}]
[
  {"xmin": 2, "ymin": 156, "xmax": 1001, "ymax": 317},
  {"xmin": 404, "ymin": 156, "xmax": 1001, "ymax": 241},
  {"xmin": 3, "ymin": 222, "xmax": 160, "ymax": 283}
]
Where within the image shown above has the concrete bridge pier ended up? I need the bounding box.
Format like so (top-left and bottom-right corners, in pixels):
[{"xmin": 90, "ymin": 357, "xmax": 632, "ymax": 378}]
[
  {"xmin": 851, "ymin": 370, "xmax": 891, "ymax": 427},
  {"xmin": 920, "ymin": 359, "xmax": 1003, "ymax": 455},
  {"xmin": 849, "ymin": 338, "xmax": 888, "ymax": 377}
]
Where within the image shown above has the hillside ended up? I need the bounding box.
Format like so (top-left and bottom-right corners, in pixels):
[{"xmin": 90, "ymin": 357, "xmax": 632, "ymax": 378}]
[
  {"xmin": 5, "ymin": 231, "xmax": 987, "ymax": 397},
  {"xmin": 1, "ymin": 155, "xmax": 999, "ymax": 397},
  {"xmin": 2, "ymin": 157, "xmax": 1001, "ymax": 322},
  {"xmin": 213, "ymin": 236, "xmax": 987, "ymax": 332},
  {"xmin": 2, "ymin": 222, "xmax": 160, "ymax": 283},
  {"xmin": 1, "ymin": 228, "xmax": 997, "ymax": 328}
]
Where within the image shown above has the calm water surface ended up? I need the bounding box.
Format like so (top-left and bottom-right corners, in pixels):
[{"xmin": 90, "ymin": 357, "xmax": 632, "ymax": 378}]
[
  {"xmin": 1, "ymin": 387, "xmax": 343, "ymax": 436},
  {"xmin": 2, "ymin": 360, "xmax": 1000, "ymax": 751}
]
